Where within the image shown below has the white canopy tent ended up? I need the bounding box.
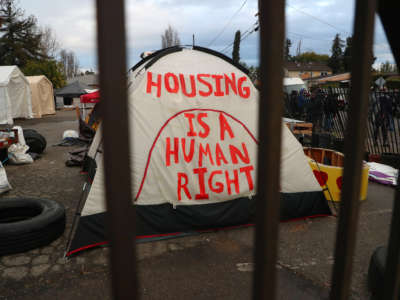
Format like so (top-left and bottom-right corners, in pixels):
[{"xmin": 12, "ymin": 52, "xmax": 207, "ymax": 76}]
[{"xmin": 0, "ymin": 66, "xmax": 33, "ymax": 124}]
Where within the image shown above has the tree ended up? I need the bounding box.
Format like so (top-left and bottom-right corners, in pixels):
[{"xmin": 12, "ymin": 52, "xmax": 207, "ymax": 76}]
[
  {"xmin": 23, "ymin": 59, "xmax": 66, "ymax": 88},
  {"xmin": 284, "ymin": 38, "xmax": 292, "ymax": 61},
  {"xmin": 238, "ymin": 61, "xmax": 259, "ymax": 83},
  {"xmin": 379, "ymin": 61, "xmax": 398, "ymax": 73},
  {"xmin": 328, "ymin": 33, "xmax": 345, "ymax": 74},
  {"xmin": 343, "ymin": 36, "xmax": 353, "ymax": 72},
  {"xmin": 232, "ymin": 30, "xmax": 241, "ymax": 64},
  {"xmin": 161, "ymin": 25, "xmax": 180, "ymax": 48},
  {"xmin": 59, "ymin": 49, "xmax": 80, "ymax": 78},
  {"xmin": 39, "ymin": 25, "xmax": 60, "ymax": 58},
  {"xmin": 0, "ymin": 0, "xmax": 46, "ymax": 67},
  {"xmin": 247, "ymin": 66, "xmax": 259, "ymax": 83},
  {"xmin": 292, "ymin": 51, "xmax": 329, "ymax": 63}
]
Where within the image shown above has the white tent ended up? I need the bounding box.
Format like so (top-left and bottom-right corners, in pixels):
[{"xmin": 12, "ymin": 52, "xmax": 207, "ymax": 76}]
[
  {"xmin": 66, "ymin": 47, "xmax": 331, "ymax": 256},
  {"xmin": 26, "ymin": 75, "xmax": 55, "ymax": 118},
  {"xmin": 0, "ymin": 66, "xmax": 33, "ymax": 124}
]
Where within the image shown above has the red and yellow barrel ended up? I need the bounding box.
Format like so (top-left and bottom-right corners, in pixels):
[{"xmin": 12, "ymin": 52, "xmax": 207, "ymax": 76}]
[{"xmin": 304, "ymin": 148, "xmax": 369, "ymax": 202}]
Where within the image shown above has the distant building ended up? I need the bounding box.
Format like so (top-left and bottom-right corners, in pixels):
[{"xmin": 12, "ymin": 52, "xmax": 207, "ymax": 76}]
[
  {"xmin": 285, "ymin": 62, "xmax": 332, "ymax": 79},
  {"xmin": 304, "ymin": 72, "xmax": 351, "ymax": 86},
  {"xmin": 67, "ymin": 74, "xmax": 99, "ymax": 89}
]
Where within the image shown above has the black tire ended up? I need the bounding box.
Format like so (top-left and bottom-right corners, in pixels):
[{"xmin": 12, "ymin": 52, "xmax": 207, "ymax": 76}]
[
  {"xmin": 23, "ymin": 129, "xmax": 47, "ymax": 154},
  {"xmin": 368, "ymin": 246, "xmax": 387, "ymax": 298},
  {"xmin": 22, "ymin": 129, "xmax": 38, "ymax": 135},
  {"xmin": 23, "ymin": 129, "xmax": 47, "ymax": 148},
  {"xmin": 0, "ymin": 198, "xmax": 65, "ymax": 256}
]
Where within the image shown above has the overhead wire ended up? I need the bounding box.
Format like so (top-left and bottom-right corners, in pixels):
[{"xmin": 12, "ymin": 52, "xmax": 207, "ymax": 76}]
[
  {"xmin": 287, "ymin": 31, "xmax": 332, "ymax": 42},
  {"xmin": 217, "ymin": 3, "xmax": 354, "ymax": 59},
  {"xmin": 286, "ymin": 4, "xmax": 351, "ymax": 36},
  {"xmin": 220, "ymin": 21, "xmax": 259, "ymax": 54},
  {"xmin": 207, "ymin": 0, "xmax": 248, "ymax": 47}
]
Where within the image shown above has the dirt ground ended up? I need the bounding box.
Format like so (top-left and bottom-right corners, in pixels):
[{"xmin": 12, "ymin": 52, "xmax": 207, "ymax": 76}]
[{"xmin": 0, "ymin": 110, "xmax": 396, "ymax": 299}]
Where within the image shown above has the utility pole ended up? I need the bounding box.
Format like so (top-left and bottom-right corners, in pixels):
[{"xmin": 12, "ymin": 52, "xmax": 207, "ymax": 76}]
[{"xmin": 296, "ymin": 40, "xmax": 302, "ymax": 57}]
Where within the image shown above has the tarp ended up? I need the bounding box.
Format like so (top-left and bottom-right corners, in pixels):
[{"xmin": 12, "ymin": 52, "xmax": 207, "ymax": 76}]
[
  {"xmin": 367, "ymin": 162, "xmax": 398, "ymax": 186},
  {"xmin": 80, "ymin": 90, "xmax": 100, "ymax": 103},
  {"xmin": 55, "ymin": 81, "xmax": 90, "ymax": 98},
  {"xmin": 26, "ymin": 75, "xmax": 55, "ymax": 118},
  {"xmin": 0, "ymin": 66, "xmax": 33, "ymax": 124},
  {"xmin": 66, "ymin": 47, "xmax": 331, "ymax": 256}
]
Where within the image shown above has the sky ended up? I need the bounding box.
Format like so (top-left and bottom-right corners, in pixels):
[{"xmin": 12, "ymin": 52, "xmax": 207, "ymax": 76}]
[{"xmin": 18, "ymin": 0, "xmax": 395, "ymax": 72}]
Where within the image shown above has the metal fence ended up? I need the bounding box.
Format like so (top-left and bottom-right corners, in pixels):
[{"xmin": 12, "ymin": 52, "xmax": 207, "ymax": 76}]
[
  {"xmin": 284, "ymin": 88, "xmax": 400, "ymax": 156},
  {"xmin": 95, "ymin": 0, "xmax": 400, "ymax": 299}
]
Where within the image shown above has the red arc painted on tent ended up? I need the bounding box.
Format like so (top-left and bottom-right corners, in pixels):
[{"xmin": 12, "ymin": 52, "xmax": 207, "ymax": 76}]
[
  {"xmin": 135, "ymin": 109, "xmax": 258, "ymax": 201},
  {"xmin": 313, "ymin": 170, "xmax": 328, "ymax": 187},
  {"xmin": 336, "ymin": 176, "xmax": 343, "ymax": 190}
]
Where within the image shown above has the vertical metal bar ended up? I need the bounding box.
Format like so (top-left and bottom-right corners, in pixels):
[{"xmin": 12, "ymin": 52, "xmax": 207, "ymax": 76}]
[
  {"xmin": 390, "ymin": 92, "xmax": 398, "ymax": 154},
  {"xmin": 383, "ymin": 172, "xmax": 400, "ymax": 299},
  {"xmin": 329, "ymin": 0, "xmax": 376, "ymax": 299},
  {"xmin": 366, "ymin": 115, "xmax": 375, "ymax": 155},
  {"xmin": 253, "ymin": 0, "xmax": 285, "ymax": 299},
  {"xmin": 96, "ymin": 1, "xmax": 137, "ymax": 299}
]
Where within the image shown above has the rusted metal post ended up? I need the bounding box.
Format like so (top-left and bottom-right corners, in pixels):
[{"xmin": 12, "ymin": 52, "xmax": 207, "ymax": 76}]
[
  {"xmin": 253, "ymin": 0, "xmax": 285, "ymax": 299},
  {"xmin": 329, "ymin": 0, "xmax": 376, "ymax": 299},
  {"xmin": 96, "ymin": 1, "xmax": 137, "ymax": 299}
]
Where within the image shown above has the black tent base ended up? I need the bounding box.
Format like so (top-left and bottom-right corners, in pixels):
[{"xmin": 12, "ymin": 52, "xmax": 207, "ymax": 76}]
[{"xmin": 66, "ymin": 191, "xmax": 331, "ymax": 257}]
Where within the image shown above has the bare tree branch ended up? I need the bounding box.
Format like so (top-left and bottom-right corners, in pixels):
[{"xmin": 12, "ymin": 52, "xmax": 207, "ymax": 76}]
[{"xmin": 161, "ymin": 25, "xmax": 180, "ymax": 48}]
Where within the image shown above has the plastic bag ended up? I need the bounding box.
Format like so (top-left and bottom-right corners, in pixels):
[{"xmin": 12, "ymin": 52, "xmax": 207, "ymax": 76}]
[
  {"xmin": 8, "ymin": 143, "xmax": 33, "ymax": 165},
  {"xmin": 0, "ymin": 161, "xmax": 11, "ymax": 194},
  {"xmin": 12, "ymin": 126, "xmax": 26, "ymax": 145}
]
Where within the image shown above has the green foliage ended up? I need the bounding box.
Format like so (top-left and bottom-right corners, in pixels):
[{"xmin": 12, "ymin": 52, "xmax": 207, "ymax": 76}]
[
  {"xmin": 232, "ymin": 30, "xmax": 241, "ymax": 64},
  {"xmin": 386, "ymin": 78, "xmax": 400, "ymax": 90},
  {"xmin": 343, "ymin": 36, "xmax": 353, "ymax": 72},
  {"xmin": 247, "ymin": 66, "xmax": 259, "ymax": 83},
  {"xmin": 379, "ymin": 61, "xmax": 398, "ymax": 73},
  {"xmin": 319, "ymin": 82, "xmax": 340, "ymax": 88},
  {"xmin": 328, "ymin": 34, "xmax": 344, "ymax": 74},
  {"xmin": 0, "ymin": 0, "xmax": 46, "ymax": 68},
  {"xmin": 292, "ymin": 51, "xmax": 329, "ymax": 63},
  {"xmin": 23, "ymin": 59, "xmax": 66, "ymax": 89},
  {"xmin": 239, "ymin": 61, "xmax": 259, "ymax": 83}
]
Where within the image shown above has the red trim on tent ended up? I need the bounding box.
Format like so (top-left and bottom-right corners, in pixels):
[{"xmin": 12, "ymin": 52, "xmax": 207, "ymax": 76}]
[
  {"xmin": 196, "ymin": 223, "xmax": 255, "ymax": 233},
  {"xmin": 281, "ymin": 214, "xmax": 333, "ymax": 223},
  {"xmin": 66, "ymin": 214, "xmax": 332, "ymax": 257},
  {"xmin": 80, "ymin": 91, "xmax": 100, "ymax": 103},
  {"xmin": 66, "ymin": 241, "xmax": 109, "ymax": 256},
  {"xmin": 135, "ymin": 108, "xmax": 258, "ymax": 201}
]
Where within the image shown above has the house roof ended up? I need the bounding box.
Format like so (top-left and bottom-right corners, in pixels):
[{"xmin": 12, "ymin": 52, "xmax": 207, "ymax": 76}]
[
  {"xmin": 55, "ymin": 81, "xmax": 90, "ymax": 97},
  {"xmin": 67, "ymin": 74, "xmax": 98, "ymax": 86},
  {"xmin": 304, "ymin": 72, "xmax": 351, "ymax": 83},
  {"xmin": 285, "ymin": 61, "xmax": 332, "ymax": 72}
]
